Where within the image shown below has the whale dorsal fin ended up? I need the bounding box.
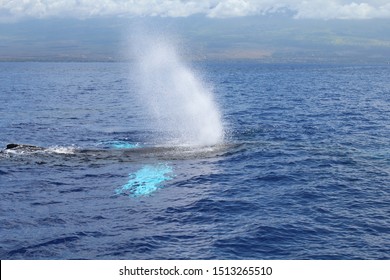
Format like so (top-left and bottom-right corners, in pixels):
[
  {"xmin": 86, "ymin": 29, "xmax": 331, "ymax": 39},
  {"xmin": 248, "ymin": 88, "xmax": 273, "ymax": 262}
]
[{"xmin": 6, "ymin": 143, "xmax": 19, "ymax": 149}]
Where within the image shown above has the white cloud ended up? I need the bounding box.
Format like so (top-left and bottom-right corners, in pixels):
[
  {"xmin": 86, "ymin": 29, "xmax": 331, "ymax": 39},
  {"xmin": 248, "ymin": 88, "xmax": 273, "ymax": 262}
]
[
  {"xmin": 290, "ymin": 0, "xmax": 390, "ymax": 19},
  {"xmin": 1, "ymin": 0, "xmax": 390, "ymax": 22}
]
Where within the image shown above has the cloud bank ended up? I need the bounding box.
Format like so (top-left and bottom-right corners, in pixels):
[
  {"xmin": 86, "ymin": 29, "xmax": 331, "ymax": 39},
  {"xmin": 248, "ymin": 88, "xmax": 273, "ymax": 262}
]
[{"xmin": 1, "ymin": 0, "xmax": 390, "ymax": 22}]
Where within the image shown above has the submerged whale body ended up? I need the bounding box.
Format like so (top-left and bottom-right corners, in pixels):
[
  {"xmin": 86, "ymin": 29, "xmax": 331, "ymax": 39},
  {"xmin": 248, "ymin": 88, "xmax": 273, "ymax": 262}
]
[{"xmin": 2, "ymin": 142, "xmax": 233, "ymax": 162}]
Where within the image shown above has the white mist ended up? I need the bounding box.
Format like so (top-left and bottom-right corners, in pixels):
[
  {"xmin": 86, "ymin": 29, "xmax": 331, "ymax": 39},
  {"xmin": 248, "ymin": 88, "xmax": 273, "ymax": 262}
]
[{"xmin": 131, "ymin": 34, "xmax": 224, "ymax": 147}]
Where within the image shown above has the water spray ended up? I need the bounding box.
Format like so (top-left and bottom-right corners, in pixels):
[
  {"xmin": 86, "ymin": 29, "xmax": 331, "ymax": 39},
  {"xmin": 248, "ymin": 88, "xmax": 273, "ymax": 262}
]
[{"xmin": 131, "ymin": 33, "xmax": 224, "ymax": 147}]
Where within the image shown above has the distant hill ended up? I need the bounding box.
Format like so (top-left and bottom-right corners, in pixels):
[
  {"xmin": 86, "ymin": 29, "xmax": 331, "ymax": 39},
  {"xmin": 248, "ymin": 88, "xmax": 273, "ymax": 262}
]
[{"xmin": 1, "ymin": 16, "xmax": 389, "ymax": 63}]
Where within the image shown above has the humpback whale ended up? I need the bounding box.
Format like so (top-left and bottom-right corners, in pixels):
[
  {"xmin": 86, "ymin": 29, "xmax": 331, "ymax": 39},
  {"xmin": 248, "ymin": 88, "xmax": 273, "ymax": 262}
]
[
  {"xmin": 5, "ymin": 143, "xmax": 45, "ymax": 152},
  {"xmin": 2, "ymin": 142, "xmax": 231, "ymax": 160}
]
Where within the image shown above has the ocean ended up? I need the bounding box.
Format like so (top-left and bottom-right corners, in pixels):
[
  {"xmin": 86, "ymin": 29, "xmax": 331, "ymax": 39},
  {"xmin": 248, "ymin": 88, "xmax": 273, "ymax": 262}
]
[{"xmin": 0, "ymin": 61, "xmax": 389, "ymax": 259}]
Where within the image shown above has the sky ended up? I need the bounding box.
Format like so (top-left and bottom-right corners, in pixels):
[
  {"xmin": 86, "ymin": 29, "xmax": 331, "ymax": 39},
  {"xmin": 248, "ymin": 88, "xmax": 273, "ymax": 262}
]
[{"xmin": 0, "ymin": 0, "xmax": 390, "ymax": 62}]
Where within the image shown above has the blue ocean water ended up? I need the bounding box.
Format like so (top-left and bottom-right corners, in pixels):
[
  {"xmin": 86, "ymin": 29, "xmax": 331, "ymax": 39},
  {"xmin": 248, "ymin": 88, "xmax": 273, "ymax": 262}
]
[{"xmin": 0, "ymin": 62, "xmax": 389, "ymax": 259}]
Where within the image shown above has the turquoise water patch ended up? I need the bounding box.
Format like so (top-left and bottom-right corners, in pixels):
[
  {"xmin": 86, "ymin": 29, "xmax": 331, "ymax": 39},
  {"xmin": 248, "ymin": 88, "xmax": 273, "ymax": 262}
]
[
  {"xmin": 116, "ymin": 163, "xmax": 173, "ymax": 197},
  {"xmin": 100, "ymin": 141, "xmax": 140, "ymax": 149}
]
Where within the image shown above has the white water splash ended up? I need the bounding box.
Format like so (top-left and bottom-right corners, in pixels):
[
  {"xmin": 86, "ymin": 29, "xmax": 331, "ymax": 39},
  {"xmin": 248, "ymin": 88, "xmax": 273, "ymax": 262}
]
[
  {"xmin": 131, "ymin": 33, "xmax": 224, "ymax": 147},
  {"xmin": 46, "ymin": 146, "xmax": 76, "ymax": 154}
]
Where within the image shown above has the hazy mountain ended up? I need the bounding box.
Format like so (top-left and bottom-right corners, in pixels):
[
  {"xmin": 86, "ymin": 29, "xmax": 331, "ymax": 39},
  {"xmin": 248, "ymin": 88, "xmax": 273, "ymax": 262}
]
[{"xmin": 0, "ymin": 15, "xmax": 389, "ymax": 63}]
